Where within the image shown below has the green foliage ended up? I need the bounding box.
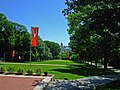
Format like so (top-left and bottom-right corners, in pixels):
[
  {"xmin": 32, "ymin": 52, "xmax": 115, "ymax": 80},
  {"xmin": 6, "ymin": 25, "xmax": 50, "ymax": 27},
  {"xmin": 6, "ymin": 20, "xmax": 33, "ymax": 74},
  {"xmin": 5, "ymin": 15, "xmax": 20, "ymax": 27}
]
[
  {"xmin": 26, "ymin": 68, "xmax": 33, "ymax": 74},
  {"xmin": 35, "ymin": 68, "xmax": 42, "ymax": 75},
  {"xmin": 37, "ymin": 38, "xmax": 52, "ymax": 60},
  {"xmin": 0, "ymin": 13, "xmax": 31, "ymax": 61},
  {"xmin": 60, "ymin": 52, "xmax": 66, "ymax": 60},
  {"xmin": 0, "ymin": 13, "xmax": 58, "ymax": 62},
  {"xmin": 63, "ymin": 0, "xmax": 120, "ymax": 69},
  {"xmin": 17, "ymin": 68, "xmax": 24, "ymax": 74},
  {"xmin": 44, "ymin": 41, "xmax": 61, "ymax": 59},
  {"xmin": 44, "ymin": 72, "xmax": 48, "ymax": 76},
  {"xmin": 7, "ymin": 66, "xmax": 14, "ymax": 73},
  {"xmin": 0, "ymin": 67, "xmax": 5, "ymax": 73},
  {"xmin": 69, "ymin": 52, "xmax": 79, "ymax": 61}
]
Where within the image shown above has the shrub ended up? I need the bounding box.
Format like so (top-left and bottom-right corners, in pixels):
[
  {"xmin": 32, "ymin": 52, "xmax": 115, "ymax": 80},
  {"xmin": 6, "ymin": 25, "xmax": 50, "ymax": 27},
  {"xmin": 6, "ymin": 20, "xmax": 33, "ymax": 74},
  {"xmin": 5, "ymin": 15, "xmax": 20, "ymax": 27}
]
[
  {"xmin": 35, "ymin": 68, "xmax": 42, "ymax": 75},
  {"xmin": 44, "ymin": 72, "xmax": 48, "ymax": 76},
  {"xmin": 0, "ymin": 67, "xmax": 5, "ymax": 74},
  {"xmin": 16, "ymin": 68, "xmax": 24, "ymax": 75},
  {"xmin": 26, "ymin": 69, "xmax": 33, "ymax": 75},
  {"xmin": 7, "ymin": 66, "xmax": 14, "ymax": 74}
]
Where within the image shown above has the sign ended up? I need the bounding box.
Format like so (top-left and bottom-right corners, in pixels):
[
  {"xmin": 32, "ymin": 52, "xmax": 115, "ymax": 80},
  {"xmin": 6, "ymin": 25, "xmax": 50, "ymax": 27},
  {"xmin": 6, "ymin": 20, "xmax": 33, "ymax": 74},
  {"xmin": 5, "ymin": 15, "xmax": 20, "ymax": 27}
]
[
  {"xmin": 12, "ymin": 50, "xmax": 16, "ymax": 58},
  {"xmin": 66, "ymin": 52, "xmax": 69, "ymax": 60},
  {"xmin": 31, "ymin": 27, "xmax": 39, "ymax": 47}
]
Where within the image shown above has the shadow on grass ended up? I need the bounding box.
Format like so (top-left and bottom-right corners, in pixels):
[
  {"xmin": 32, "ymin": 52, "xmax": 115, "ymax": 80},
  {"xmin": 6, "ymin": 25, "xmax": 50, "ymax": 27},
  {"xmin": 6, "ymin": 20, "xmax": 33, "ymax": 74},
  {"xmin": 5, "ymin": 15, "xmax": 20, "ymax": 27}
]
[
  {"xmin": 51, "ymin": 64, "xmax": 118, "ymax": 77},
  {"xmin": 0, "ymin": 64, "xmax": 4, "ymax": 65}
]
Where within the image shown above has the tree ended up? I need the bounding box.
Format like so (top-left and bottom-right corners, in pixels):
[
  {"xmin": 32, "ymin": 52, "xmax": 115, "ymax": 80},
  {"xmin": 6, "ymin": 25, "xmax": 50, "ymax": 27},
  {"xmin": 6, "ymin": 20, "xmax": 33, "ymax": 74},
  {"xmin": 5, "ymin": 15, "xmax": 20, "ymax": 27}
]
[
  {"xmin": 0, "ymin": 13, "xmax": 8, "ymax": 55},
  {"xmin": 11, "ymin": 22, "xmax": 31, "ymax": 61},
  {"xmin": 0, "ymin": 13, "xmax": 31, "ymax": 61},
  {"xmin": 37, "ymin": 37, "xmax": 52, "ymax": 61},
  {"xmin": 0, "ymin": 13, "xmax": 54, "ymax": 62},
  {"xmin": 0, "ymin": 13, "xmax": 16, "ymax": 61},
  {"xmin": 63, "ymin": 0, "xmax": 120, "ymax": 70},
  {"xmin": 44, "ymin": 41, "xmax": 61, "ymax": 59}
]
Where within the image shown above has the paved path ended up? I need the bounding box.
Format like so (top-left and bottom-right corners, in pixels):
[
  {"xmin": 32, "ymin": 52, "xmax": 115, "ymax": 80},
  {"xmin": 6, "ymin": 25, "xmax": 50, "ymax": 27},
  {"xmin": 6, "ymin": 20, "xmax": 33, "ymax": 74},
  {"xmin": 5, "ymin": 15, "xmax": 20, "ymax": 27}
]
[
  {"xmin": 0, "ymin": 74, "xmax": 54, "ymax": 90},
  {"xmin": 0, "ymin": 75, "xmax": 44, "ymax": 90},
  {"xmin": 0, "ymin": 62, "xmax": 66, "ymax": 66},
  {"xmin": 86, "ymin": 62, "xmax": 120, "ymax": 73},
  {"xmin": 47, "ymin": 74, "xmax": 120, "ymax": 90}
]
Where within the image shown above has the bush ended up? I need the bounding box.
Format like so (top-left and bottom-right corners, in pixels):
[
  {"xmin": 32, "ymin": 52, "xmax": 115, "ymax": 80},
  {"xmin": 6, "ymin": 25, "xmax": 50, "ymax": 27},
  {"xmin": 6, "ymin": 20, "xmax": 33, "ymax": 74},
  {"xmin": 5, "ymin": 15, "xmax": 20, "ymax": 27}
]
[
  {"xmin": 69, "ymin": 53, "xmax": 79, "ymax": 61},
  {"xmin": 44, "ymin": 72, "xmax": 48, "ymax": 76},
  {"xmin": 35, "ymin": 68, "xmax": 42, "ymax": 75},
  {"xmin": 26, "ymin": 69, "xmax": 33, "ymax": 75},
  {"xmin": 16, "ymin": 68, "xmax": 24, "ymax": 75},
  {"xmin": 7, "ymin": 66, "xmax": 14, "ymax": 74},
  {"xmin": 60, "ymin": 52, "xmax": 66, "ymax": 60},
  {"xmin": 0, "ymin": 67, "xmax": 5, "ymax": 74}
]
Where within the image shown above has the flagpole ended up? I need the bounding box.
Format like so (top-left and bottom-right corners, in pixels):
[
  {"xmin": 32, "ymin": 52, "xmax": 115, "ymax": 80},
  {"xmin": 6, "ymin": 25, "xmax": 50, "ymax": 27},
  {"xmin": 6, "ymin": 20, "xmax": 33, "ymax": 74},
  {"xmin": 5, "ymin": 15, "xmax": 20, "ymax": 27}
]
[
  {"xmin": 30, "ymin": 27, "xmax": 32, "ymax": 68},
  {"xmin": 30, "ymin": 42, "xmax": 32, "ymax": 68},
  {"xmin": 30, "ymin": 26, "xmax": 39, "ymax": 68}
]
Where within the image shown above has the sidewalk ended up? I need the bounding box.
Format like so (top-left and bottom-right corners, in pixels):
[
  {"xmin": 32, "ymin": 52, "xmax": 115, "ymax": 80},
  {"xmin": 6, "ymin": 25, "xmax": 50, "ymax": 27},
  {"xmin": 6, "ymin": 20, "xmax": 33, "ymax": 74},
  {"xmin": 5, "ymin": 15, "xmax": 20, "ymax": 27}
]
[
  {"xmin": 86, "ymin": 62, "xmax": 120, "ymax": 73},
  {"xmin": 0, "ymin": 62, "xmax": 66, "ymax": 66},
  {"xmin": 0, "ymin": 74, "xmax": 54, "ymax": 90}
]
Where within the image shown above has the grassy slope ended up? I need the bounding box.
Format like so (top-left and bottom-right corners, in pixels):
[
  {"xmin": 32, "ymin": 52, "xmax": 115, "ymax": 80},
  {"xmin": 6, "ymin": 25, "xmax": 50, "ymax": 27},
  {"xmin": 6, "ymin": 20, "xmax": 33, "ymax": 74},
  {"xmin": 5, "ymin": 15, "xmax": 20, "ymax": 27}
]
[
  {"xmin": 0, "ymin": 60, "xmax": 116, "ymax": 80},
  {"xmin": 31, "ymin": 60, "xmax": 80, "ymax": 65},
  {"xmin": 0, "ymin": 60, "xmax": 85, "ymax": 80}
]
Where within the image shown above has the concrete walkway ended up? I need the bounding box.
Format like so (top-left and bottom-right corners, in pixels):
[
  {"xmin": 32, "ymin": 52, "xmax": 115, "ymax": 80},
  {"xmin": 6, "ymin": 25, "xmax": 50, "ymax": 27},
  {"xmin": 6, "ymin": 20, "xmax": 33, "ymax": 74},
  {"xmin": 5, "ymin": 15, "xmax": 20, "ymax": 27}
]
[
  {"xmin": 86, "ymin": 62, "xmax": 120, "ymax": 73},
  {"xmin": 33, "ymin": 75, "xmax": 54, "ymax": 90},
  {"xmin": 0, "ymin": 62, "xmax": 66, "ymax": 66}
]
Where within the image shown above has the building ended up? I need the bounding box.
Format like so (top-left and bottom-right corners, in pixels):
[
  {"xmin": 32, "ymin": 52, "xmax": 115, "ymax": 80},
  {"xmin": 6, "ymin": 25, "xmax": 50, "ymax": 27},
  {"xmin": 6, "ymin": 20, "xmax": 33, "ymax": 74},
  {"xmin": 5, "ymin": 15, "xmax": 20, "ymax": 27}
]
[{"xmin": 60, "ymin": 43, "xmax": 71, "ymax": 53}]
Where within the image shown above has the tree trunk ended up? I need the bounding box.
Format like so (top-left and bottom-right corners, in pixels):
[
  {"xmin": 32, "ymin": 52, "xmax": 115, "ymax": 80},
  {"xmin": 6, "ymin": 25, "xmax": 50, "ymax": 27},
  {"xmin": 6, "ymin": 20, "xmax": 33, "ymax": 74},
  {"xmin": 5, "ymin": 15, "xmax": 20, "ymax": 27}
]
[
  {"xmin": 95, "ymin": 59, "xmax": 97, "ymax": 69},
  {"xmin": 104, "ymin": 49, "xmax": 108, "ymax": 70},
  {"xmin": 104, "ymin": 56, "xmax": 108, "ymax": 70},
  {"xmin": 90, "ymin": 59, "xmax": 92, "ymax": 66}
]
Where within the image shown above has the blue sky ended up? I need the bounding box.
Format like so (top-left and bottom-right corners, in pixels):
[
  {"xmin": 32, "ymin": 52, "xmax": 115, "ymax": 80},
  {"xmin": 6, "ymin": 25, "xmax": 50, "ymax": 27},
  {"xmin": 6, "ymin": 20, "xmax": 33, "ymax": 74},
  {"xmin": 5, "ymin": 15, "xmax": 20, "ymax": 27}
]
[{"xmin": 0, "ymin": 0, "xmax": 69, "ymax": 46}]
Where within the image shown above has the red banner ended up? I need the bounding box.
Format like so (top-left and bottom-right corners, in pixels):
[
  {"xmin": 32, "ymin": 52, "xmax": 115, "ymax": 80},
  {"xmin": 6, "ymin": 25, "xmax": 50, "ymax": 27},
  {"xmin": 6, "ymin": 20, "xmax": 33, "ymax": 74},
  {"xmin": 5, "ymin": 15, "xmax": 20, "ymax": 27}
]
[
  {"xmin": 31, "ymin": 27, "xmax": 39, "ymax": 47},
  {"xmin": 12, "ymin": 50, "xmax": 16, "ymax": 58},
  {"xmin": 66, "ymin": 52, "xmax": 69, "ymax": 60}
]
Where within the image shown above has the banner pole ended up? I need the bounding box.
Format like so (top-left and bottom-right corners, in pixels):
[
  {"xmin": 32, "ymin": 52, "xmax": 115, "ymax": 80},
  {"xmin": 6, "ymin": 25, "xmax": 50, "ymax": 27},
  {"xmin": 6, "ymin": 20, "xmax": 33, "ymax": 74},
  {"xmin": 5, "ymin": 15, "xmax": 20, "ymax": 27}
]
[
  {"xmin": 30, "ymin": 27, "xmax": 32, "ymax": 68},
  {"xmin": 30, "ymin": 26, "xmax": 39, "ymax": 67},
  {"xmin": 30, "ymin": 42, "xmax": 31, "ymax": 68}
]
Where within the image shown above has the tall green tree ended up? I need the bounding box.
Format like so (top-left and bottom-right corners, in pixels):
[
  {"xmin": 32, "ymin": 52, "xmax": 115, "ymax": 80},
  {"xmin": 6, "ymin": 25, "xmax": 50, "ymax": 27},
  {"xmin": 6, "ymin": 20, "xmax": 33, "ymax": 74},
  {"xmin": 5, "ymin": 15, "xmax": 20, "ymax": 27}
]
[
  {"xmin": 44, "ymin": 41, "xmax": 60, "ymax": 59},
  {"xmin": 37, "ymin": 37, "xmax": 52, "ymax": 61},
  {"xmin": 12, "ymin": 22, "xmax": 31, "ymax": 60},
  {"xmin": 0, "ymin": 13, "xmax": 14, "ymax": 51},
  {"xmin": 0, "ymin": 13, "xmax": 8, "ymax": 53},
  {"xmin": 63, "ymin": 0, "xmax": 120, "ymax": 70},
  {"xmin": 0, "ymin": 13, "xmax": 31, "ymax": 61},
  {"xmin": 0, "ymin": 13, "xmax": 16, "ymax": 60},
  {"xmin": 0, "ymin": 13, "xmax": 54, "ymax": 62}
]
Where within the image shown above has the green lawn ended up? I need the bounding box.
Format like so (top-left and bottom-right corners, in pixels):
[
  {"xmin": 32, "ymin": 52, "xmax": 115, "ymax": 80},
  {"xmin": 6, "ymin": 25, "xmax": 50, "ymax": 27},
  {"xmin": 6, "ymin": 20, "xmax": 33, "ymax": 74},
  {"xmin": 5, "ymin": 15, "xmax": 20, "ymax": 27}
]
[
  {"xmin": 0, "ymin": 60, "xmax": 117, "ymax": 80},
  {"xmin": 31, "ymin": 60, "xmax": 81, "ymax": 65}
]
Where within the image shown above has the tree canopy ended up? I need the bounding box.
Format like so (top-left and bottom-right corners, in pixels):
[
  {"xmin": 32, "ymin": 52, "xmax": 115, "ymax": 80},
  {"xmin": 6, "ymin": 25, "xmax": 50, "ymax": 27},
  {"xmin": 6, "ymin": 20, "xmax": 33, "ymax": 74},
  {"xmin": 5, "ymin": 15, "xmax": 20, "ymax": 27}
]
[
  {"xmin": 44, "ymin": 40, "xmax": 61, "ymax": 59},
  {"xmin": 63, "ymin": 0, "xmax": 120, "ymax": 69},
  {"xmin": 0, "ymin": 13, "xmax": 59, "ymax": 62}
]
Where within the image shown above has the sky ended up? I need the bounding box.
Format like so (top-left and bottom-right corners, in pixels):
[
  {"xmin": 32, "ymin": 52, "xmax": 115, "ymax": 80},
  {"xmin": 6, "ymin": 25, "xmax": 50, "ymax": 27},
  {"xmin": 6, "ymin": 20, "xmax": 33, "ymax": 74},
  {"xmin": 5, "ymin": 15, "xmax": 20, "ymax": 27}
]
[{"xmin": 0, "ymin": 0, "xmax": 69, "ymax": 46}]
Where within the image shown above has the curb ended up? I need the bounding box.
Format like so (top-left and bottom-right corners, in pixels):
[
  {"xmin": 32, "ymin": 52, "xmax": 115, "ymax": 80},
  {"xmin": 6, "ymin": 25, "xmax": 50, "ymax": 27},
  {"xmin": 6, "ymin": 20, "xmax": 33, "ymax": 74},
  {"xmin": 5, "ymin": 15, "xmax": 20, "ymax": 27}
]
[{"xmin": 33, "ymin": 75, "xmax": 54, "ymax": 90}]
